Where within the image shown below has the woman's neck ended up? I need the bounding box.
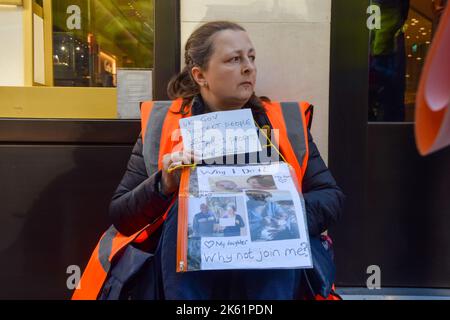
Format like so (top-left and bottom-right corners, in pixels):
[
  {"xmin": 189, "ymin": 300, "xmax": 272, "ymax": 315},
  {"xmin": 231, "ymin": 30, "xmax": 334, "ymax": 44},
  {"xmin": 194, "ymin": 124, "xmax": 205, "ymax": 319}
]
[{"xmin": 200, "ymin": 92, "xmax": 246, "ymax": 112}]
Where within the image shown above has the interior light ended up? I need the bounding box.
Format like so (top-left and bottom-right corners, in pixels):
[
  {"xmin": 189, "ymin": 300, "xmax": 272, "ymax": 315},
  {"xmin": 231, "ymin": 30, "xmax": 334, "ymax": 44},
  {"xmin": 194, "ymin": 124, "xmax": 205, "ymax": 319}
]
[
  {"xmin": 417, "ymin": 57, "xmax": 422, "ymax": 61},
  {"xmin": 0, "ymin": 4, "xmax": 20, "ymax": 8}
]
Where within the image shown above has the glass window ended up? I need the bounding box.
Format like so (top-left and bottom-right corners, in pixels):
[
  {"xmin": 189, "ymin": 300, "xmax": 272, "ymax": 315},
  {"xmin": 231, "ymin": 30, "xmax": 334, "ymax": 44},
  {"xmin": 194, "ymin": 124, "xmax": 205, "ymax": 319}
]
[
  {"xmin": 368, "ymin": 0, "xmax": 447, "ymax": 122},
  {"xmin": 0, "ymin": 0, "xmax": 179, "ymax": 120},
  {"xmin": 51, "ymin": 0, "xmax": 154, "ymax": 87}
]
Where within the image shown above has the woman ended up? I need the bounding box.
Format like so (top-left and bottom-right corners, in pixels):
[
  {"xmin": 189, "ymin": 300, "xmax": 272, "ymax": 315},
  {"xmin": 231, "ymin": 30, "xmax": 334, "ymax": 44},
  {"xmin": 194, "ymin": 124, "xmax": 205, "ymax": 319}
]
[
  {"xmin": 213, "ymin": 180, "xmax": 242, "ymax": 192},
  {"xmin": 106, "ymin": 21, "xmax": 344, "ymax": 300},
  {"xmin": 246, "ymin": 190, "xmax": 287, "ymax": 241},
  {"xmin": 247, "ymin": 175, "xmax": 277, "ymax": 190}
]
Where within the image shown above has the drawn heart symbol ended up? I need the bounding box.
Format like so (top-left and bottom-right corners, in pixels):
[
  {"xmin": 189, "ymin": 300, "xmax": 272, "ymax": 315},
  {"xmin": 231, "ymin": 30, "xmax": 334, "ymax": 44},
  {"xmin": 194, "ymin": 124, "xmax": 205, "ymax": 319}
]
[{"xmin": 204, "ymin": 240, "xmax": 215, "ymax": 248}]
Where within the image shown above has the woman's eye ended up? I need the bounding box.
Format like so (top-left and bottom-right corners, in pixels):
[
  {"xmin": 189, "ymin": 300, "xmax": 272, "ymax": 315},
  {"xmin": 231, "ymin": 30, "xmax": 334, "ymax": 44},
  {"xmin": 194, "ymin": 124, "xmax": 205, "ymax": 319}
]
[{"xmin": 228, "ymin": 56, "xmax": 255, "ymax": 63}]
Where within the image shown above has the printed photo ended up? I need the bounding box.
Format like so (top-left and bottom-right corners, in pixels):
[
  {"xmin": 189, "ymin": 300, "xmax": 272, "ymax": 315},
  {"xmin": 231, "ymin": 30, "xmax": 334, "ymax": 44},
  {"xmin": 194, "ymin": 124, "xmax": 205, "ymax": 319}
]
[
  {"xmin": 188, "ymin": 196, "xmax": 248, "ymax": 238},
  {"xmin": 187, "ymin": 236, "xmax": 201, "ymax": 270},
  {"xmin": 245, "ymin": 190, "xmax": 300, "ymax": 242},
  {"xmin": 208, "ymin": 174, "xmax": 277, "ymax": 193}
]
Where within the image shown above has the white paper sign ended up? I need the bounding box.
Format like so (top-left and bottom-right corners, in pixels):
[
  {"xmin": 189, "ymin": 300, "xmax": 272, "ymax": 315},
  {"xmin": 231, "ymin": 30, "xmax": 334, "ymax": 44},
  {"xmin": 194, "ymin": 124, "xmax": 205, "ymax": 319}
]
[
  {"xmin": 186, "ymin": 163, "xmax": 312, "ymax": 271},
  {"xmin": 219, "ymin": 218, "xmax": 236, "ymax": 227},
  {"xmin": 117, "ymin": 69, "xmax": 152, "ymax": 119},
  {"xmin": 179, "ymin": 109, "xmax": 262, "ymax": 161}
]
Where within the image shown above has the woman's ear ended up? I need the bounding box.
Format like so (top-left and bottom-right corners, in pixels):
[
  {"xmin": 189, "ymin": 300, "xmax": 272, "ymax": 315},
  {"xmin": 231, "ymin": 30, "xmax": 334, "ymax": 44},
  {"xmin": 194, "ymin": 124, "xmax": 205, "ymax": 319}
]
[{"xmin": 191, "ymin": 66, "xmax": 207, "ymax": 87}]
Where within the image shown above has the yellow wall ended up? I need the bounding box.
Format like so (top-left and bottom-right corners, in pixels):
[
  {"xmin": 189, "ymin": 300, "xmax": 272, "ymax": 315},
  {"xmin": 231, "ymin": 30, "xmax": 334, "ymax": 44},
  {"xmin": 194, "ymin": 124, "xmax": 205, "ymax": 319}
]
[{"xmin": 0, "ymin": 86, "xmax": 117, "ymax": 118}]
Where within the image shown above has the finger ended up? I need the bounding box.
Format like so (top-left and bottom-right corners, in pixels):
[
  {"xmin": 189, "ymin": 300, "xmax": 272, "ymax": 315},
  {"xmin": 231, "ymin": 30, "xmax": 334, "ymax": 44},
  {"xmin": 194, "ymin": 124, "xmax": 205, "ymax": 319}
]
[
  {"xmin": 163, "ymin": 158, "xmax": 172, "ymax": 170},
  {"xmin": 190, "ymin": 148, "xmax": 203, "ymax": 158},
  {"xmin": 168, "ymin": 150, "xmax": 199, "ymax": 168},
  {"xmin": 172, "ymin": 151, "xmax": 189, "ymax": 165},
  {"xmin": 180, "ymin": 152, "xmax": 193, "ymax": 165},
  {"xmin": 169, "ymin": 151, "xmax": 182, "ymax": 164},
  {"xmin": 168, "ymin": 160, "xmax": 182, "ymax": 172},
  {"xmin": 162, "ymin": 153, "xmax": 172, "ymax": 165},
  {"xmin": 184, "ymin": 146, "xmax": 202, "ymax": 161},
  {"xmin": 191, "ymin": 151, "xmax": 202, "ymax": 164},
  {"xmin": 181, "ymin": 150, "xmax": 201, "ymax": 164}
]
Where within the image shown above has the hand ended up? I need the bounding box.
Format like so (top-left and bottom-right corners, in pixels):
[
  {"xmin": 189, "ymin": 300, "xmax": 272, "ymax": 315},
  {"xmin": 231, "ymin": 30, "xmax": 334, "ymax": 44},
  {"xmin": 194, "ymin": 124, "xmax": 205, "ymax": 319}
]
[
  {"xmin": 160, "ymin": 150, "xmax": 199, "ymax": 196},
  {"xmin": 268, "ymin": 228, "xmax": 279, "ymax": 238}
]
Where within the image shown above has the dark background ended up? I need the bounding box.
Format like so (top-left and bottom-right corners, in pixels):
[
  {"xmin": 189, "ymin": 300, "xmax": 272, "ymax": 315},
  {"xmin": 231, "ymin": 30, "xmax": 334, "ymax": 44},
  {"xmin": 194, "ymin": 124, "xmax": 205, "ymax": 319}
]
[{"xmin": 329, "ymin": 0, "xmax": 450, "ymax": 288}]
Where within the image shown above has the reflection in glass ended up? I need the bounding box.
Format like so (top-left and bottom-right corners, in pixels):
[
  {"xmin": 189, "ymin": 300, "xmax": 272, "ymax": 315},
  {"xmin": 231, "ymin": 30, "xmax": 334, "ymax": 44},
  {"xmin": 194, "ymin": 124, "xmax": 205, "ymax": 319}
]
[
  {"xmin": 369, "ymin": 0, "xmax": 409, "ymax": 122},
  {"xmin": 51, "ymin": 0, "xmax": 154, "ymax": 87},
  {"xmin": 368, "ymin": 0, "xmax": 447, "ymax": 122}
]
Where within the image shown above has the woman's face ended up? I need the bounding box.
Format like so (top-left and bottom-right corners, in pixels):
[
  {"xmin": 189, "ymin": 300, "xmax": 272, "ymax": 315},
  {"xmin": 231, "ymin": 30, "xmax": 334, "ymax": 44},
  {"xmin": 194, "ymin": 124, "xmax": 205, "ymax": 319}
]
[
  {"xmin": 226, "ymin": 207, "xmax": 236, "ymax": 216},
  {"xmin": 193, "ymin": 29, "xmax": 257, "ymax": 110},
  {"xmin": 216, "ymin": 180, "xmax": 237, "ymax": 190},
  {"xmin": 247, "ymin": 178, "xmax": 263, "ymax": 189}
]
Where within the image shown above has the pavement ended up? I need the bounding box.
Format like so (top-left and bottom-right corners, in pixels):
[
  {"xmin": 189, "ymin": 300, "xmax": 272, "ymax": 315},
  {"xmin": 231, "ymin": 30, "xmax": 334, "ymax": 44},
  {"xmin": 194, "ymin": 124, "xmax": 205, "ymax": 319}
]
[{"xmin": 336, "ymin": 287, "xmax": 450, "ymax": 300}]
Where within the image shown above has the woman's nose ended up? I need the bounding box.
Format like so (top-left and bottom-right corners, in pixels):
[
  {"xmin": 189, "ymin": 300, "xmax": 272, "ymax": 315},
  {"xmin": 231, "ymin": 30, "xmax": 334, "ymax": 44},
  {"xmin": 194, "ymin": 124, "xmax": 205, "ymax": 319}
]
[{"xmin": 242, "ymin": 59, "xmax": 255, "ymax": 74}]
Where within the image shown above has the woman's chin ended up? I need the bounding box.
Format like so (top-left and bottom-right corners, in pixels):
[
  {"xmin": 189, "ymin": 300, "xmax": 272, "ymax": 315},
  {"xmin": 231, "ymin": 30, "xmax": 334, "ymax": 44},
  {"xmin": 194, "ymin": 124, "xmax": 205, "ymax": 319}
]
[
  {"xmin": 237, "ymin": 91, "xmax": 253, "ymax": 102},
  {"xmin": 222, "ymin": 93, "xmax": 253, "ymax": 108}
]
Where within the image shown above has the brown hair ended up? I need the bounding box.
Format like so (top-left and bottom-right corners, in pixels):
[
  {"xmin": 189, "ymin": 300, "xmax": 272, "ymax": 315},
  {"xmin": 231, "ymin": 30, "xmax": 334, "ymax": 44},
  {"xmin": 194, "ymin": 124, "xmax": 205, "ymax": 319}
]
[{"xmin": 167, "ymin": 21, "xmax": 268, "ymax": 115}]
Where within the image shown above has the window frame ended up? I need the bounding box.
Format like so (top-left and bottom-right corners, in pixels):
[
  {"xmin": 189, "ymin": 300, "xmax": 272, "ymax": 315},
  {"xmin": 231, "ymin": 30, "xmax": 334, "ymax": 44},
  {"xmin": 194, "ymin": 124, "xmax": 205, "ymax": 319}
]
[{"xmin": 0, "ymin": 0, "xmax": 180, "ymax": 142}]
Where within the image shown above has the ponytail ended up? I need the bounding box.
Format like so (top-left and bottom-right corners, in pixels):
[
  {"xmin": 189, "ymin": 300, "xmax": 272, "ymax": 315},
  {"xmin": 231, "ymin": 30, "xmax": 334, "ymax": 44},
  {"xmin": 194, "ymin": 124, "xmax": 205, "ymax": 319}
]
[{"xmin": 167, "ymin": 65, "xmax": 199, "ymax": 115}]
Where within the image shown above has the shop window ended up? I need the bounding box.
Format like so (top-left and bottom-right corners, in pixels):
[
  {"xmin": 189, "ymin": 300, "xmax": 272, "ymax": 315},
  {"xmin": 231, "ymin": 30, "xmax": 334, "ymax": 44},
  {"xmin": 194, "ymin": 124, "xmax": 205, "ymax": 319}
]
[
  {"xmin": 368, "ymin": 0, "xmax": 447, "ymax": 122},
  {"xmin": 0, "ymin": 0, "xmax": 178, "ymax": 119},
  {"xmin": 51, "ymin": 0, "xmax": 154, "ymax": 87}
]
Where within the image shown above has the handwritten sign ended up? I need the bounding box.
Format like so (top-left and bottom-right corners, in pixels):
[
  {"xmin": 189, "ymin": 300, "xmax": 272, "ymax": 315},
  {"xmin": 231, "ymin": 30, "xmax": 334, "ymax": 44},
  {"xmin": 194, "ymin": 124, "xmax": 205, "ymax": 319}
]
[
  {"xmin": 179, "ymin": 109, "xmax": 262, "ymax": 161},
  {"xmin": 200, "ymin": 238, "xmax": 310, "ymax": 270},
  {"xmin": 184, "ymin": 163, "xmax": 312, "ymax": 271}
]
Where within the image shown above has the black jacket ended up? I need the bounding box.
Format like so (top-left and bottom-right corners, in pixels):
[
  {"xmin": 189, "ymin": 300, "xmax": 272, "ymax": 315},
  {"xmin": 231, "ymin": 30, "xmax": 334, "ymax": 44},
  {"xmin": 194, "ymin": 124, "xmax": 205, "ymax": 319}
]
[{"xmin": 109, "ymin": 129, "xmax": 345, "ymax": 238}]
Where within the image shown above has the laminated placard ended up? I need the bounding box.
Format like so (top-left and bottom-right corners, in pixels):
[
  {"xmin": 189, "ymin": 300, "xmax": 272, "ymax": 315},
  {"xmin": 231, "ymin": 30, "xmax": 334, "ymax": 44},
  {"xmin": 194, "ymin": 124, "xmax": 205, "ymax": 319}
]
[{"xmin": 176, "ymin": 162, "xmax": 313, "ymax": 272}]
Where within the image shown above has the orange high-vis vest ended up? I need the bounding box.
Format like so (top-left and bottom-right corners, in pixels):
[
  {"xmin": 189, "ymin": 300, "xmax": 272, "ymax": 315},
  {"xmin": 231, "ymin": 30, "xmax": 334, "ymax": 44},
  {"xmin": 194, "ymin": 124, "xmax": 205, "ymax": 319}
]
[{"xmin": 72, "ymin": 98, "xmax": 312, "ymax": 300}]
